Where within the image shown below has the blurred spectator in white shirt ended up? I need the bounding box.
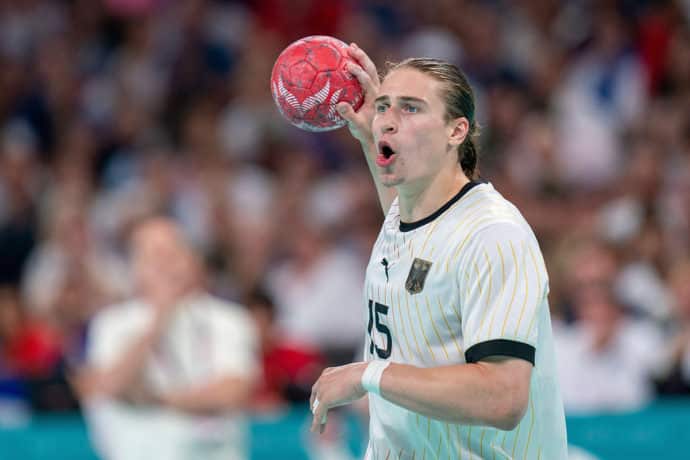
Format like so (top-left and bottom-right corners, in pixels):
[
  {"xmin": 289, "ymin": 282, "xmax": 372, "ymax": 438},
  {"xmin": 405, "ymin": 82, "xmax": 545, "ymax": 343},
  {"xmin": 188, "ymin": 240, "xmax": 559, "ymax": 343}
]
[
  {"xmin": 76, "ymin": 217, "xmax": 259, "ymax": 460},
  {"xmin": 555, "ymin": 285, "xmax": 663, "ymax": 414}
]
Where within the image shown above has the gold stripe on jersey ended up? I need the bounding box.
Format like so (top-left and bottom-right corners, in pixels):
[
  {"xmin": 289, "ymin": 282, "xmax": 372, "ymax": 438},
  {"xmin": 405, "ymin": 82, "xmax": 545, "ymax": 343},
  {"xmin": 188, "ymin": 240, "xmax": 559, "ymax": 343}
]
[
  {"xmin": 514, "ymin": 241, "xmax": 530, "ymax": 337},
  {"xmin": 383, "ymin": 284, "xmax": 395, "ymax": 358},
  {"xmin": 446, "ymin": 208, "xmax": 526, "ymax": 288},
  {"xmin": 441, "ymin": 192, "xmax": 499, "ymax": 273},
  {"xmin": 407, "ymin": 235, "xmax": 416, "ymax": 259},
  {"xmin": 446, "ymin": 206, "xmax": 499, "ymax": 263},
  {"xmin": 444, "ymin": 208, "xmax": 528, "ymax": 316},
  {"xmin": 419, "ymin": 216, "xmax": 443, "ymax": 256},
  {"xmin": 486, "ymin": 241, "xmax": 507, "ymax": 340},
  {"xmin": 446, "ymin": 423, "xmax": 453, "ymax": 460},
  {"xmin": 523, "ymin": 396, "xmax": 535, "ymax": 460},
  {"xmin": 467, "ymin": 425, "xmax": 472, "ymax": 460},
  {"xmin": 510, "ymin": 414, "xmax": 523, "ymax": 458},
  {"xmin": 445, "ymin": 193, "xmax": 520, "ymax": 269},
  {"xmin": 452, "ymin": 424, "xmax": 461, "ymax": 460},
  {"xmin": 499, "ymin": 241, "xmax": 520, "ymax": 337},
  {"xmin": 404, "ymin": 291, "xmax": 427, "ymax": 364},
  {"xmin": 476, "ymin": 249, "xmax": 494, "ymax": 348},
  {"xmin": 424, "ymin": 296, "xmax": 450, "ymax": 360},
  {"xmin": 396, "ymin": 287, "xmax": 415, "ymax": 362},
  {"xmin": 472, "ymin": 259, "xmax": 483, "ymax": 298},
  {"xmin": 479, "ymin": 428, "xmax": 486, "ymax": 458},
  {"xmin": 436, "ymin": 297, "xmax": 463, "ymax": 356},
  {"xmin": 423, "ymin": 417, "xmax": 431, "ymax": 460},
  {"xmin": 525, "ymin": 244, "xmax": 542, "ymax": 340},
  {"xmin": 419, "ymin": 185, "xmax": 484, "ymax": 257},
  {"xmin": 376, "ymin": 284, "xmax": 382, "ymax": 353},
  {"xmin": 537, "ymin": 447, "xmax": 542, "ymax": 460},
  {"xmin": 446, "ymin": 208, "xmax": 515, "ymax": 263},
  {"xmin": 388, "ymin": 285, "xmax": 408, "ymax": 361},
  {"xmin": 427, "ymin": 243, "xmax": 436, "ymax": 259},
  {"xmin": 413, "ymin": 296, "xmax": 437, "ymax": 363},
  {"xmin": 441, "ymin": 204, "xmax": 524, "ymax": 330},
  {"xmin": 426, "ymin": 415, "xmax": 432, "ymax": 439},
  {"xmin": 449, "ymin": 301, "xmax": 462, "ymax": 328}
]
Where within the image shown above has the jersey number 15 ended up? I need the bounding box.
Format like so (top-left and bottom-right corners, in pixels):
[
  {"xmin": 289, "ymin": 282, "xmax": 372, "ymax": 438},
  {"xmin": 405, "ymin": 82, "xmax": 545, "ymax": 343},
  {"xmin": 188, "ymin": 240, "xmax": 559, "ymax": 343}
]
[{"xmin": 367, "ymin": 300, "xmax": 392, "ymax": 359}]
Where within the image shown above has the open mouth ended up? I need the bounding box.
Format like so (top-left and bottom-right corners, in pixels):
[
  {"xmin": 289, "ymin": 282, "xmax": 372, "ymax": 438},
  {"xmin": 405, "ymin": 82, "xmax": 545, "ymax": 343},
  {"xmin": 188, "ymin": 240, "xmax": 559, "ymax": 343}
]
[{"xmin": 376, "ymin": 141, "xmax": 397, "ymax": 167}]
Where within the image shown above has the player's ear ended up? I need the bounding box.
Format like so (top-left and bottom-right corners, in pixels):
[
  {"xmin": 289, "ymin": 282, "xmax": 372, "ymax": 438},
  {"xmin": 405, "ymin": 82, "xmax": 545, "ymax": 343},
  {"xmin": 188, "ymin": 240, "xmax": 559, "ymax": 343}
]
[{"xmin": 447, "ymin": 116, "xmax": 469, "ymax": 148}]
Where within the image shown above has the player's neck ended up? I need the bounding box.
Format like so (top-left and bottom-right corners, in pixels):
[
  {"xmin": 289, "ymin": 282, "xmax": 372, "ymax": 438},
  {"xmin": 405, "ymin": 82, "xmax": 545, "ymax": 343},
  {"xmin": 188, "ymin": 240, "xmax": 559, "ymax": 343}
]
[{"xmin": 397, "ymin": 167, "xmax": 469, "ymax": 223}]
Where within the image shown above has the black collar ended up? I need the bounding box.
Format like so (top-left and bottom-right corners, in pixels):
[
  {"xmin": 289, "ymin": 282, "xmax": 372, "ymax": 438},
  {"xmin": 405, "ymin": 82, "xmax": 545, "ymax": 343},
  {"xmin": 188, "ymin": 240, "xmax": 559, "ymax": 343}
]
[{"xmin": 399, "ymin": 180, "xmax": 485, "ymax": 232}]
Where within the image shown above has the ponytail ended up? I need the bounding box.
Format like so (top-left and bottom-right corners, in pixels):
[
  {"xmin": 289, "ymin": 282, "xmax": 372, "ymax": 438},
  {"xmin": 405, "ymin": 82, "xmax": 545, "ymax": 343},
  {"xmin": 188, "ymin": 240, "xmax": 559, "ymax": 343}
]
[
  {"xmin": 459, "ymin": 123, "xmax": 480, "ymax": 179},
  {"xmin": 460, "ymin": 139, "xmax": 477, "ymax": 179}
]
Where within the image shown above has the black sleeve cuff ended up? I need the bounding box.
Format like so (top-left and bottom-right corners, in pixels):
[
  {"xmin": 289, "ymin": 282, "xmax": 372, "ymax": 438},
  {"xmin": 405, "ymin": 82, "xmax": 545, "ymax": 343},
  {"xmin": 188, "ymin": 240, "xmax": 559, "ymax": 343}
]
[{"xmin": 465, "ymin": 339, "xmax": 535, "ymax": 365}]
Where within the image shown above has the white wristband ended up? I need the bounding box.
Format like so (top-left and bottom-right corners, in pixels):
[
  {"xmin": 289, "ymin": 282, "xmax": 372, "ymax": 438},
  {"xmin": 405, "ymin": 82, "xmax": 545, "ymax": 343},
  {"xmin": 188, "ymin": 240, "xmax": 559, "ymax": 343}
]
[{"xmin": 361, "ymin": 360, "xmax": 391, "ymax": 395}]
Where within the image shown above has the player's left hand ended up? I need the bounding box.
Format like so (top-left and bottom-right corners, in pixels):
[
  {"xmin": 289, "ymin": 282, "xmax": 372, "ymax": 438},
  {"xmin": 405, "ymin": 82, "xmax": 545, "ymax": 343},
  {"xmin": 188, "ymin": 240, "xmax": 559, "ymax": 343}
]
[{"xmin": 309, "ymin": 362, "xmax": 368, "ymax": 434}]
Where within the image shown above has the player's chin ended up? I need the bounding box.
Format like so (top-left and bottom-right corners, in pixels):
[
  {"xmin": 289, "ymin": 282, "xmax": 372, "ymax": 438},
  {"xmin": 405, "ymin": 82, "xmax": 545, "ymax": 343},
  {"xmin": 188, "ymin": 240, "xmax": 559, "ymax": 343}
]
[{"xmin": 379, "ymin": 173, "xmax": 403, "ymax": 187}]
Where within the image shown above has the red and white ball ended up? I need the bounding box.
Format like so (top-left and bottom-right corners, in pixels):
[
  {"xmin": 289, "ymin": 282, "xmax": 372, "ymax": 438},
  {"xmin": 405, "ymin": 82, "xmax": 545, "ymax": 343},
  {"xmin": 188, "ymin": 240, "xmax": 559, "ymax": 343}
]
[{"xmin": 270, "ymin": 35, "xmax": 364, "ymax": 132}]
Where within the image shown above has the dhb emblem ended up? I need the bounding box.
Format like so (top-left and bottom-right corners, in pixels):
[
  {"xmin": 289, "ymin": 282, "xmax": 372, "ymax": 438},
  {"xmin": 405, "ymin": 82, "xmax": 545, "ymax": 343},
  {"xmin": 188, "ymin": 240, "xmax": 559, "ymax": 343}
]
[{"xmin": 405, "ymin": 258, "xmax": 433, "ymax": 294}]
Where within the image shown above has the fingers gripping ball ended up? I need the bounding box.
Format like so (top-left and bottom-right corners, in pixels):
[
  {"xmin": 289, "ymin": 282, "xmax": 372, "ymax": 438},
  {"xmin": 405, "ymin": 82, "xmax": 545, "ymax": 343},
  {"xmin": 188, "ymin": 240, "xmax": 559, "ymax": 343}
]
[{"xmin": 271, "ymin": 36, "xmax": 364, "ymax": 132}]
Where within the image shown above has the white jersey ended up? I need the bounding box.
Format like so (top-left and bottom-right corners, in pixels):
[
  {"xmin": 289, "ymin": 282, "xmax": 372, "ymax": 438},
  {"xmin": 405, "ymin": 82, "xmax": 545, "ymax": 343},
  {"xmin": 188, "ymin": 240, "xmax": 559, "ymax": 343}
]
[{"xmin": 363, "ymin": 181, "xmax": 567, "ymax": 460}]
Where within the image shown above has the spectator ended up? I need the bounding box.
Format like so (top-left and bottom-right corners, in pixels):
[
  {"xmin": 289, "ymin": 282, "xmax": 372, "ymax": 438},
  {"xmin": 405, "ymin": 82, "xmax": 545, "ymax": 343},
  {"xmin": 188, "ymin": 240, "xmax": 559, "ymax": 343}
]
[
  {"xmin": 0, "ymin": 121, "xmax": 41, "ymax": 287},
  {"xmin": 245, "ymin": 288, "xmax": 324, "ymax": 411},
  {"xmin": 265, "ymin": 208, "xmax": 366, "ymax": 367},
  {"xmin": 0, "ymin": 285, "xmax": 64, "ymax": 409},
  {"xmin": 77, "ymin": 217, "xmax": 259, "ymax": 460},
  {"xmin": 655, "ymin": 259, "xmax": 690, "ymax": 395},
  {"xmin": 21, "ymin": 198, "xmax": 129, "ymax": 319},
  {"xmin": 555, "ymin": 285, "xmax": 662, "ymax": 413}
]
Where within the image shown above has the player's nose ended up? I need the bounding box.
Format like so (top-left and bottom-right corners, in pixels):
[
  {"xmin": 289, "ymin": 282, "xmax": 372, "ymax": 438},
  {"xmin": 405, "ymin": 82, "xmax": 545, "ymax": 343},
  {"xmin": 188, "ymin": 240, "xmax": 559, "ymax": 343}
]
[{"xmin": 379, "ymin": 113, "xmax": 397, "ymax": 135}]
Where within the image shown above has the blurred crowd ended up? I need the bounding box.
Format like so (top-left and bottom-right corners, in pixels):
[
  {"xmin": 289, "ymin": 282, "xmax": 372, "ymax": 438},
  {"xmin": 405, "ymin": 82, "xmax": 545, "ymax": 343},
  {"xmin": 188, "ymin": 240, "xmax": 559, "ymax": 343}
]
[{"xmin": 0, "ymin": 0, "xmax": 689, "ymax": 425}]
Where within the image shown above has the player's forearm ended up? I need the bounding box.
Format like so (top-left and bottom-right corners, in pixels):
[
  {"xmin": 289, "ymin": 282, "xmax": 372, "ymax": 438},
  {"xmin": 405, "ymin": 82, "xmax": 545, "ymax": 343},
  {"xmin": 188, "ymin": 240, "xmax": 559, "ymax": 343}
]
[
  {"xmin": 161, "ymin": 376, "xmax": 254, "ymax": 415},
  {"xmin": 360, "ymin": 139, "xmax": 397, "ymax": 215},
  {"xmin": 377, "ymin": 360, "xmax": 530, "ymax": 430}
]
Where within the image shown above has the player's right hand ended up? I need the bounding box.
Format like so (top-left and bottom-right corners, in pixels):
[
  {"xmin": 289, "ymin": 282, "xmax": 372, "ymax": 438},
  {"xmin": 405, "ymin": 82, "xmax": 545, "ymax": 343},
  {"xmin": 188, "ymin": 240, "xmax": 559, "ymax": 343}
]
[{"xmin": 337, "ymin": 43, "xmax": 379, "ymax": 146}]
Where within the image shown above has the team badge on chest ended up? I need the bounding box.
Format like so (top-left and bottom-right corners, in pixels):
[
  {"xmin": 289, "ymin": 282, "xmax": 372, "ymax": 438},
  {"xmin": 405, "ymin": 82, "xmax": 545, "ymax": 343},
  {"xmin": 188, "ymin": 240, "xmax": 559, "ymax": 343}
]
[{"xmin": 405, "ymin": 258, "xmax": 433, "ymax": 294}]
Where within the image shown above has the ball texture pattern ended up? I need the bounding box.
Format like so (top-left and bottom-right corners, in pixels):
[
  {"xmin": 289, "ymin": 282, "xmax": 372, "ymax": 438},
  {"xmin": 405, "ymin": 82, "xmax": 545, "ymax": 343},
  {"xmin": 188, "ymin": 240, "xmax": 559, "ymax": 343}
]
[{"xmin": 271, "ymin": 36, "xmax": 364, "ymax": 132}]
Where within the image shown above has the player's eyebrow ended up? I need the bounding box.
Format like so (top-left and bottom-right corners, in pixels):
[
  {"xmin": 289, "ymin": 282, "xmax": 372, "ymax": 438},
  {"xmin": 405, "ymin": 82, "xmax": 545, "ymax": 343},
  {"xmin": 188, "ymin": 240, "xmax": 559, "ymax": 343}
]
[
  {"xmin": 398, "ymin": 96, "xmax": 428, "ymax": 106},
  {"xmin": 373, "ymin": 95, "xmax": 389, "ymax": 105},
  {"xmin": 373, "ymin": 95, "xmax": 429, "ymax": 106}
]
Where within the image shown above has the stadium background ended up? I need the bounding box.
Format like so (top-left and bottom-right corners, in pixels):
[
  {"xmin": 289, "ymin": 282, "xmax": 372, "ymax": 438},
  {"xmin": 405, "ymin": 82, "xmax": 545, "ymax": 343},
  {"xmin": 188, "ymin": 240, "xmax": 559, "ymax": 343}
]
[{"xmin": 0, "ymin": 0, "xmax": 689, "ymax": 459}]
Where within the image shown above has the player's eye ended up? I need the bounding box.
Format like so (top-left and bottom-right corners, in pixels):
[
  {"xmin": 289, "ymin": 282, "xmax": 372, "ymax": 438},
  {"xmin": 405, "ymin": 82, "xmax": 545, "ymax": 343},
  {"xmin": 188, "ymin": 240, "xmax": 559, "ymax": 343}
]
[
  {"xmin": 375, "ymin": 104, "xmax": 388, "ymax": 113},
  {"xmin": 403, "ymin": 104, "xmax": 418, "ymax": 113}
]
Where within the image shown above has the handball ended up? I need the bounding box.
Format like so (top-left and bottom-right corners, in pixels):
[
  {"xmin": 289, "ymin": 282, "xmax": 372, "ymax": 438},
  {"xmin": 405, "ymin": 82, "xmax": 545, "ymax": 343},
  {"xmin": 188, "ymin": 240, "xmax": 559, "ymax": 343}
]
[{"xmin": 270, "ymin": 35, "xmax": 364, "ymax": 132}]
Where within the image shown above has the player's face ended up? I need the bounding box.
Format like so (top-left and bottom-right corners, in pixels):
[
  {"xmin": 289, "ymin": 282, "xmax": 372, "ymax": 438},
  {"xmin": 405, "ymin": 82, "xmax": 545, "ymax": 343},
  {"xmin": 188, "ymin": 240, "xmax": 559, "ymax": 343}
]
[{"xmin": 372, "ymin": 68, "xmax": 462, "ymax": 189}]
